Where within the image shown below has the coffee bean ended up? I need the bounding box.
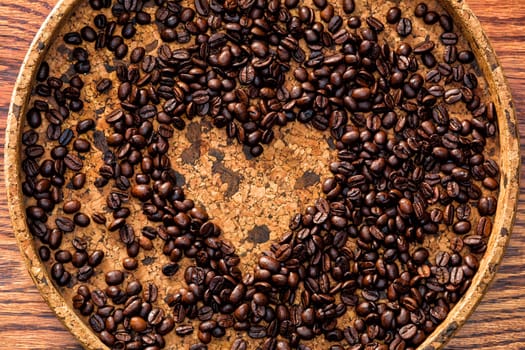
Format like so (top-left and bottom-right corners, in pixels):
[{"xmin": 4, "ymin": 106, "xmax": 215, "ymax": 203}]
[
  {"xmin": 26, "ymin": 108, "xmax": 42, "ymax": 128},
  {"xmin": 342, "ymin": 0, "xmax": 354, "ymax": 14},
  {"xmin": 476, "ymin": 216, "xmax": 492, "ymax": 237},
  {"xmin": 450, "ymin": 266, "xmax": 464, "ymax": 285},
  {"xmin": 414, "ymin": 40, "xmax": 435, "ymax": 54},
  {"xmin": 80, "ymin": 26, "xmax": 97, "ymax": 42},
  {"xmin": 64, "ymin": 32, "xmax": 82, "ymax": 45},
  {"xmin": 231, "ymin": 338, "xmax": 247, "ymax": 350},
  {"xmin": 39, "ymin": 246, "xmax": 51, "ymax": 261},
  {"xmin": 435, "ymin": 251, "xmax": 450, "ymax": 267},
  {"xmin": 63, "ymin": 200, "xmax": 81, "ymax": 214},
  {"xmin": 73, "ymin": 138, "xmax": 91, "ymax": 152},
  {"xmin": 89, "ymin": 314, "xmax": 105, "ymax": 332},
  {"xmin": 56, "ymin": 216, "xmax": 75, "ymax": 232},
  {"xmin": 130, "ymin": 316, "xmax": 148, "ymax": 332},
  {"xmin": 106, "ymin": 270, "xmax": 124, "ymax": 285},
  {"xmin": 195, "ymin": 0, "xmax": 209, "ymax": 16},
  {"xmin": 346, "ymin": 15, "xmax": 360, "ymax": 29},
  {"xmin": 424, "ymin": 11, "xmax": 439, "ymax": 24},
  {"xmin": 414, "ymin": 3, "xmax": 427, "ymax": 17},
  {"xmin": 441, "ymin": 32, "xmax": 458, "ymax": 45},
  {"xmin": 417, "ymin": 53, "xmax": 435, "ymax": 69},
  {"xmin": 96, "ymin": 78, "xmax": 112, "ymax": 93},
  {"xmin": 93, "ymin": 13, "xmax": 107, "ymax": 28},
  {"xmin": 85, "ymin": 250, "xmax": 104, "ymax": 268},
  {"xmin": 397, "ymin": 18, "xmax": 412, "ymax": 37},
  {"xmin": 36, "ymin": 62, "xmax": 50, "ymax": 82},
  {"xmin": 453, "ymin": 221, "xmax": 471, "ymax": 234},
  {"xmin": 76, "ymin": 119, "xmax": 95, "ymax": 133},
  {"xmin": 366, "ymin": 16, "xmax": 384, "ymax": 32},
  {"xmin": 458, "ymin": 50, "xmax": 475, "ymax": 64},
  {"xmin": 386, "ymin": 7, "xmax": 402, "ymax": 24},
  {"xmin": 176, "ymin": 325, "xmax": 194, "ymax": 336},
  {"xmin": 162, "ymin": 263, "xmax": 180, "ymax": 276},
  {"xmin": 258, "ymin": 255, "xmax": 280, "ymax": 273},
  {"xmin": 439, "ymin": 14, "xmax": 454, "ymax": 32},
  {"xmin": 463, "ymin": 235, "xmax": 483, "ymax": 247},
  {"xmin": 478, "ymin": 196, "xmax": 497, "ymax": 216}
]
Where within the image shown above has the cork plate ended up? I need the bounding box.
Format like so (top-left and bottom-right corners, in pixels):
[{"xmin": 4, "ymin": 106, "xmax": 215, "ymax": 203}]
[{"xmin": 5, "ymin": 0, "xmax": 520, "ymax": 349}]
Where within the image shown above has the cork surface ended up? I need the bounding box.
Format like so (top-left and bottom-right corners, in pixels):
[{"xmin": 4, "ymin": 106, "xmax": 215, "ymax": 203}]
[{"xmin": 5, "ymin": 0, "xmax": 519, "ymax": 349}]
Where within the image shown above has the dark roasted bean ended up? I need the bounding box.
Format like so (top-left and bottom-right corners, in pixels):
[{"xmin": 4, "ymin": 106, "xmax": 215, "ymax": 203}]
[
  {"xmin": 342, "ymin": 0, "xmax": 354, "ymax": 14},
  {"xmin": 458, "ymin": 50, "xmax": 475, "ymax": 64},
  {"xmin": 64, "ymin": 32, "xmax": 82, "ymax": 45},
  {"xmin": 424, "ymin": 11, "xmax": 439, "ymax": 24},
  {"xmin": 397, "ymin": 18, "xmax": 412, "ymax": 37},
  {"xmin": 105, "ymin": 270, "xmax": 124, "ymax": 285},
  {"xmin": 176, "ymin": 325, "xmax": 194, "ymax": 336},
  {"xmin": 386, "ymin": 7, "xmax": 402, "ymax": 24},
  {"xmin": 414, "ymin": 3, "xmax": 427, "ymax": 17}
]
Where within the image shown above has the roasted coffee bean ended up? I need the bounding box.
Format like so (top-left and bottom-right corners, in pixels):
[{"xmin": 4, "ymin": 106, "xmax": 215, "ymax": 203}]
[
  {"xmin": 80, "ymin": 26, "xmax": 97, "ymax": 42},
  {"xmin": 231, "ymin": 338, "xmax": 247, "ymax": 350},
  {"xmin": 36, "ymin": 62, "xmax": 50, "ymax": 82},
  {"xmin": 105, "ymin": 270, "xmax": 124, "ymax": 285},
  {"xmin": 129, "ymin": 316, "xmax": 148, "ymax": 332},
  {"xmin": 476, "ymin": 216, "xmax": 492, "ymax": 236},
  {"xmin": 26, "ymin": 108, "xmax": 42, "ymax": 128},
  {"xmin": 366, "ymin": 16, "xmax": 384, "ymax": 32},
  {"xmin": 436, "ymin": 251, "xmax": 450, "ymax": 267},
  {"xmin": 86, "ymin": 250, "xmax": 104, "ymax": 268},
  {"xmin": 72, "ymin": 251, "xmax": 88, "ymax": 267},
  {"xmin": 464, "ymin": 235, "xmax": 483, "ymax": 247},
  {"xmin": 74, "ymin": 138, "xmax": 91, "ymax": 152},
  {"xmin": 342, "ymin": 0, "xmax": 355, "ymax": 14},
  {"xmin": 453, "ymin": 221, "xmax": 471, "ymax": 234},
  {"xmin": 248, "ymin": 325, "xmax": 267, "ymax": 339},
  {"xmin": 63, "ymin": 200, "xmax": 81, "ymax": 214},
  {"xmin": 414, "ymin": 40, "xmax": 435, "ymax": 54},
  {"xmin": 176, "ymin": 325, "xmax": 194, "ymax": 336},
  {"xmin": 56, "ymin": 216, "xmax": 75, "ymax": 232},
  {"xmin": 162, "ymin": 263, "xmax": 180, "ymax": 276},
  {"xmin": 441, "ymin": 32, "xmax": 458, "ymax": 45},
  {"xmin": 424, "ymin": 11, "xmax": 439, "ymax": 24},
  {"xmin": 39, "ymin": 246, "xmax": 51, "ymax": 261},
  {"xmin": 76, "ymin": 119, "xmax": 95, "ymax": 133},
  {"xmin": 55, "ymin": 250, "xmax": 72, "ymax": 263},
  {"xmin": 458, "ymin": 50, "xmax": 475, "ymax": 64},
  {"xmin": 96, "ymin": 78, "xmax": 112, "ymax": 92},
  {"xmin": 64, "ymin": 32, "xmax": 82, "ymax": 45},
  {"xmin": 397, "ymin": 18, "xmax": 412, "ymax": 37},
  {"xmin": 422, "ymin": 52, "xmax": 437, "ymax": 67},
  {"xmin": 347, "ymin": 15, "xmax": 361, "ymax": 28},
  {"xmin": 386, "ymin": 7, "xmax": 402, "ymax": 24},
  {"xmin": 439, "ymin": 14, "xmax": 454, "ymax": 32},
  {"xmin": 195, "ymin": 0, "xmax": 209, "ymax": 16},
  {"xmin": 414, "ymin": 3, "xmax": 427, "ymax": 17},
  {"xmin": 478, "ymin": 196, "xmax": 497, "ymax": 216},
  {"xmin": 399, "ymin": 324, "xmax": 417, "ymax": 340},
  {"xmin": 74, "ymin": 213, "xmax": 91, "ymax": 227}
]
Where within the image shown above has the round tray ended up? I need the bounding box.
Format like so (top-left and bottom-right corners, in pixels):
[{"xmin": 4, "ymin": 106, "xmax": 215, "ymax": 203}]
[{"xmin": 5, "ymin": 0, "xmax": 520, "ymax": 349}]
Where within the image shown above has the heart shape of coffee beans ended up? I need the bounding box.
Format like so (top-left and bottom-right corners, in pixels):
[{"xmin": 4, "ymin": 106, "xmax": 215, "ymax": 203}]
[{"xmin": 22, "ymin": 0, "xmax": 500, "ymax": 348}]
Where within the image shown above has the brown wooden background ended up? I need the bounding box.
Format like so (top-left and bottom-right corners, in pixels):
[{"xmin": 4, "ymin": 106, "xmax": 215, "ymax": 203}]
[{"xmin": 0, "ymin": 0, "xmax": 524, "ymax": 349}]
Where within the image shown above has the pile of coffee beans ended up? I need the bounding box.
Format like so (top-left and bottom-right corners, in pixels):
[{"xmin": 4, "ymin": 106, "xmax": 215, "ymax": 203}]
[{"xmin": 22, "ymin": 0, "xmax": 500, "ymax": 348}]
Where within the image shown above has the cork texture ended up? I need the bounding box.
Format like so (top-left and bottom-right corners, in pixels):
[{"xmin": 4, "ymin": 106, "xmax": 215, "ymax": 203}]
[{"xmin": 5, "ymin": 0, "xmax": 520, "ymax": 349}]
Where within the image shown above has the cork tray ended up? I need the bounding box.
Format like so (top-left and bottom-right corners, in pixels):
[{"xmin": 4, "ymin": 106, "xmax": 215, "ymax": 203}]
[{"xmin": 5, "ymin": 0, "xmax": 520, "ymax": 349}]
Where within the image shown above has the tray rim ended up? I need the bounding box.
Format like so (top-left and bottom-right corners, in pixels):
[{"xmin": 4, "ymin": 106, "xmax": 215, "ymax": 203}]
[{"xmin": 5, "ymin": 0, "xmax": 520, "ymax": 349}]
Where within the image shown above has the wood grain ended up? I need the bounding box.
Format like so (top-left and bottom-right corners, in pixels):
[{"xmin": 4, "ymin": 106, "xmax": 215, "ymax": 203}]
[{"xmin": 0, "ymin": 0, "xmax": 524, "ymax": 349}]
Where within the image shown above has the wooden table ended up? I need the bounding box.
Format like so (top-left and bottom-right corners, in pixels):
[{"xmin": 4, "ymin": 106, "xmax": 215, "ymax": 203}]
[{"xmin": 0, "ymin": 0, "xmax": 524, "ymax": 348}]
